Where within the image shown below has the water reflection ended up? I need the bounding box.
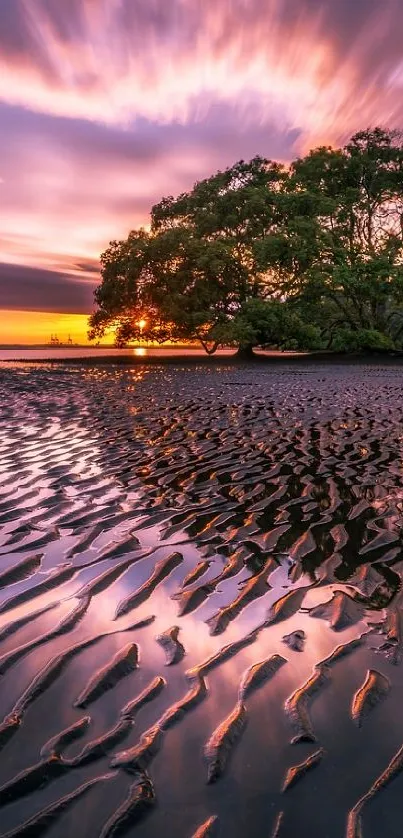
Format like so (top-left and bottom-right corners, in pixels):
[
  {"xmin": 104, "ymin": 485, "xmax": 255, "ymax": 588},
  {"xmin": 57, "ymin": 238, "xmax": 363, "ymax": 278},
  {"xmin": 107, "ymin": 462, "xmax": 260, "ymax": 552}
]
[{"xmin": 0, "ymin": 362, "xmax": 403, "ymax": 836}]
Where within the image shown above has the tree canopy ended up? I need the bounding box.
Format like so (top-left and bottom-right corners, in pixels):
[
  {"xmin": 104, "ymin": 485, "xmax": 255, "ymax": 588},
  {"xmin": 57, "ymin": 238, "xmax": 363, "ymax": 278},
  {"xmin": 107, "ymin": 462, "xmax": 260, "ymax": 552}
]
[{"xmin": 89, "ymin": 128, "xmax": 403, "ymax": 354}]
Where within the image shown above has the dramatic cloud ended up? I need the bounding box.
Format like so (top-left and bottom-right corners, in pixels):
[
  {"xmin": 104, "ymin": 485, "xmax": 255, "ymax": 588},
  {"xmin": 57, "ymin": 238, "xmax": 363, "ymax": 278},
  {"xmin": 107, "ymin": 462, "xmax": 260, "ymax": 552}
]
[
  {"xmin": 1, "ymin": 1, "xmax": 403, "ymax": 143},
  {"xmin": 0, "ymin": 262, "xmax": 95, "ymax": 313},
  {"xmin": 0, "ymin": 0, "xmax": 403, "ymax": 328},
  {"xmin": 0, "ymin": 102, "xmax": 297, "ymax": 309}
]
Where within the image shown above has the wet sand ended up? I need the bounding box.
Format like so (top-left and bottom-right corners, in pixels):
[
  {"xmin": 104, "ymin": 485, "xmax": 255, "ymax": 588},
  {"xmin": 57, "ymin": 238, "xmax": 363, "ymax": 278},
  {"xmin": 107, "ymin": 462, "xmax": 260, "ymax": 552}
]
[{"xmin": 0, "ymin": 361, "xmax": 403, "ymax": 836}]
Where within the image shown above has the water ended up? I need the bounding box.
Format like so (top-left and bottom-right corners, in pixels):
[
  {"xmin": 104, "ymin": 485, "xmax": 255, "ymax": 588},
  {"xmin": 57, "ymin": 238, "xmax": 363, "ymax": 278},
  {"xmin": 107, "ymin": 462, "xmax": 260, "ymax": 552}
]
[
  {"xmin": 0, "ymin": 348, "xmax": 236, "ymax": 362},
  {"xmin": 0, "ymin": 360, "xmax": 402, "ymax": 837}
]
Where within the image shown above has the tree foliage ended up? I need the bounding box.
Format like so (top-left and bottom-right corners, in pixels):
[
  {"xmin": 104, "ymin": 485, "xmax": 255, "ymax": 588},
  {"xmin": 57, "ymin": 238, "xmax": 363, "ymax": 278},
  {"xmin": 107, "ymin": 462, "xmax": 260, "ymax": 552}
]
[{"xmin": 89, "ymin": 129, "xmax": 403, "ymax": 354}]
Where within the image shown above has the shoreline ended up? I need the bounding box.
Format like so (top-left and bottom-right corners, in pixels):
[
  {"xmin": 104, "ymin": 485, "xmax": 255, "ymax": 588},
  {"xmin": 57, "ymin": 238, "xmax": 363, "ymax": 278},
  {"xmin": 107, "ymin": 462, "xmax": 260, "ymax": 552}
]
[{"xmin": 2, "ymin": 349, "xmax": 403, "ymax": 366}]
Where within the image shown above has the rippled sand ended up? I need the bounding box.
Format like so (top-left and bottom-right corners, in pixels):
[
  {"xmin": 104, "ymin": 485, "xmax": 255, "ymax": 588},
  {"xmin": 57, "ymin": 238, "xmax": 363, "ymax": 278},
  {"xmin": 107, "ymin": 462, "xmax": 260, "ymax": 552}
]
[{"xmin": 1, "ymin": 361, "xmax": 403, "ymax": 837}]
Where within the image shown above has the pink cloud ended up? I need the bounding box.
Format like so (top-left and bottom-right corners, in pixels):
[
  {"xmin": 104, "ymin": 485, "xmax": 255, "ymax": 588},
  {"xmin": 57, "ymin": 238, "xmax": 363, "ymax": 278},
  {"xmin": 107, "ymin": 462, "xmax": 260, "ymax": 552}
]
[
  {"xmin": 1, "ymin": 0, "xmax": 403, "ymax": 318},
  {"xmin": 0, "ymin": 1, "xmax": 402, "ymax": 147}
]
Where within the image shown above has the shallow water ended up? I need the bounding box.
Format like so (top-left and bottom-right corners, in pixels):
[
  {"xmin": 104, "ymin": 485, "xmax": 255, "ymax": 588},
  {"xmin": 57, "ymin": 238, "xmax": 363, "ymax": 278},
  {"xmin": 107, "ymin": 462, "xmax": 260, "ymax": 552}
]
[
  {"xmin": 0, "ymin": 361, "xmax": 403, "ymax": 837},
  {"xmin": 0, "ymin": 348, "xmax": 236, "ymax": 362}
]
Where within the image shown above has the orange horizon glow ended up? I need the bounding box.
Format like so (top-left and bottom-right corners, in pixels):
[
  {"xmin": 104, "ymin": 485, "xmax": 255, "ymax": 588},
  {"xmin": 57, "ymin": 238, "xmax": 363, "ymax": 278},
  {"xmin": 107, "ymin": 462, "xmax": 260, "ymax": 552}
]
[
  {"xmin": 1, "ymin": 2, "xmax": 403, "ymax": 342},
  {"xmin": 0, "ymin": 309, "xmax": 174, "ymax": 347},
  {"xmin": 0, "ymin": 311, "xmax": 104, "ymax": 346}
]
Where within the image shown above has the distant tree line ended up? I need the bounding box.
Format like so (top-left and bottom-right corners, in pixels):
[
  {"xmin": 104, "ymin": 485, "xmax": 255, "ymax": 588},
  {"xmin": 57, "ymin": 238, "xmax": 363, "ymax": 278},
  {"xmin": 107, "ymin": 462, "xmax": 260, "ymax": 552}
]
[{"xmin": 89, "ymin": 128, "xmax": 403, "ymax": 355}]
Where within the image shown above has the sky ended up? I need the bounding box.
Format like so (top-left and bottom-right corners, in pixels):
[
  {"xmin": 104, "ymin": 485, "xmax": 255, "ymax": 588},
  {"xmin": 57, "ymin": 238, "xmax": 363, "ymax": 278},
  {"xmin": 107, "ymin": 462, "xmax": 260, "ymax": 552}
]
[{"xmin": 1, "ymin": 0, "xmax": 403, "ymax": 344}]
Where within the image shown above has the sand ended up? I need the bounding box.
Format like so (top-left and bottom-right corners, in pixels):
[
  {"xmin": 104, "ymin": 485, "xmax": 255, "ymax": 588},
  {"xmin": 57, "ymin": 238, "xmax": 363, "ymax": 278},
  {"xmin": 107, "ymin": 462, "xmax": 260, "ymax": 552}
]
[{"xmin": 0, "ymin": 360, "xmax": 402, "ymax": 837}]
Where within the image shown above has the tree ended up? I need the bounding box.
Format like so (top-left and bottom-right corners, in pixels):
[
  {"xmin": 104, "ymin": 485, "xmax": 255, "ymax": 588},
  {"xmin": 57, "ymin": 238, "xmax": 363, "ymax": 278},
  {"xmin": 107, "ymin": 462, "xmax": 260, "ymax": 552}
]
[
  {"xmin": 88, "ymin": 229, "xmax": 155, "ymax": 346},
  {"xmin": 89, "ymin": 157, "xmax": 288, "ymax": 353},
  {"xmin": 89, "ymin": 128, "xmax": 403, "ymax": 355},
  {"xmin": 88, "ymin": 225, "xmax": 253, "ymax": 352},
  {"xmin": 289, "ymin": 128, "xmax": 403, "ymax": 345},
  {"xmin": 215, "ymin": 299, "xmax": 322, "ymax": 352}
]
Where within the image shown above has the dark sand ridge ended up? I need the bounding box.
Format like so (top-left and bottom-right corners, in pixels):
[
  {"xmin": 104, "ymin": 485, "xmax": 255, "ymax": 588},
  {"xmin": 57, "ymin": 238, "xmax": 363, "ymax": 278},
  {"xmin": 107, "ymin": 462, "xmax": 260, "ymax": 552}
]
[
  {"xmin": 0, "ymin": 362, "xmax": 403, "ymax": 836},
  {"xmin": 1, "ymin": 348, "xmax": 403, "ymax": 367}
]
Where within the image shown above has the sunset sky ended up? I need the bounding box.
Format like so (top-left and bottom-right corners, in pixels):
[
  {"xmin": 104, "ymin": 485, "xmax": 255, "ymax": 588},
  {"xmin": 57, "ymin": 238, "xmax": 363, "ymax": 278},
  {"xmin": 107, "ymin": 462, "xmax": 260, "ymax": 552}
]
[{"xmin": 1, "ymin": 0, "xmax": 403, "ymax": 343}]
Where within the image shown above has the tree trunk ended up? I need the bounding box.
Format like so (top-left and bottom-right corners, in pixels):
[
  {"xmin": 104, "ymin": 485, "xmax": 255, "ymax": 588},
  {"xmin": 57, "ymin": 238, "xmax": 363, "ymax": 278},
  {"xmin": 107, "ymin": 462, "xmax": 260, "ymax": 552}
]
[
  {"xmin": 235, "ymin": 343, "xmax": 256, "ymax": 360},
  {"xmin": 199, "ymin": 339, "xmax": 219, "ymax": 355}
]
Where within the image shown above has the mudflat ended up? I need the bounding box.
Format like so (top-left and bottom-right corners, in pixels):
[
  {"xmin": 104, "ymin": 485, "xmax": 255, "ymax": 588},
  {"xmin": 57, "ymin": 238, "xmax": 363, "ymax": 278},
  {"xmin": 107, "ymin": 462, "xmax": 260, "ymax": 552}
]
[{"xmin": 0, "ymin": 360, "xmax": 402, "ymax": 838}]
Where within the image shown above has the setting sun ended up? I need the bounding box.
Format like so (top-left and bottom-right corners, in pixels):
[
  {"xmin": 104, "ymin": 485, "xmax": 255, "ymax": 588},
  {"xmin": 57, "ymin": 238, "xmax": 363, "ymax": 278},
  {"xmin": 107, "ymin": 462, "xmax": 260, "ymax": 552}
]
[{"xmin": 1, "ymin": 4, "xmax": 403, "ymax": 837}]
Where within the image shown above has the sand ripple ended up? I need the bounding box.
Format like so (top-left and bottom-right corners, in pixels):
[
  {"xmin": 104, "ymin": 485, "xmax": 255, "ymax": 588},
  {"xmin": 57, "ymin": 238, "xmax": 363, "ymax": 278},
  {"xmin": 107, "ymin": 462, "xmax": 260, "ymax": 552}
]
[{"xmin": 0, "ymin": 361, "xmax": 403, "ymax": 836}]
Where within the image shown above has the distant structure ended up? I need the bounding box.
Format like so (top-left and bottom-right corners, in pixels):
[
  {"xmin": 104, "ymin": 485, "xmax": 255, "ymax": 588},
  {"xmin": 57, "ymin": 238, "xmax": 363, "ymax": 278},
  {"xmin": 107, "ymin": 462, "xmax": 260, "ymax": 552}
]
[{"xmin": 48, "ymin": 334, "xmax": 76, "ymax": 346}]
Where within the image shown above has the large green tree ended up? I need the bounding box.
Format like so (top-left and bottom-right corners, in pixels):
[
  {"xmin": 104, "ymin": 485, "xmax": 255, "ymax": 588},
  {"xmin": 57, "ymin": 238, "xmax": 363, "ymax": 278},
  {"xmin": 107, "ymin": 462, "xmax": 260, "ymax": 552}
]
[
  {"xmin": 89, "ymin": 129, "xmax": 403, "ymax": 354},
  {"xmin": 288, "ymin": 128, "xmax": 403, "ymax": 345},
  {"xmin": 88, "ymin": 225, "xmax": 254, "ymax": 352},
  {"xmin": 89, "ymin": 157, "xmax": 288, "ymax": 353}
]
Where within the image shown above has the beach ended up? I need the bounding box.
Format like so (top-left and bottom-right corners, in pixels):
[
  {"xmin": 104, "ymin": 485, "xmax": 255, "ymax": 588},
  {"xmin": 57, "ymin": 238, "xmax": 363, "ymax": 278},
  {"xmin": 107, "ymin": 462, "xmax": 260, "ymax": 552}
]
[{"xmin": 0, "ymin": 359, "xmax": 403, "ymax": 837}]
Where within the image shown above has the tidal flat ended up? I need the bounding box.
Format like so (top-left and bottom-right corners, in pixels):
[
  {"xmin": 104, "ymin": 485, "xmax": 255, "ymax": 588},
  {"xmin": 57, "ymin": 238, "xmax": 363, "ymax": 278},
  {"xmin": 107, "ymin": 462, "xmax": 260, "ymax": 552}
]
[{"xmin": 0, "ymin": 360, "xmax": 403, "ymax": 837}]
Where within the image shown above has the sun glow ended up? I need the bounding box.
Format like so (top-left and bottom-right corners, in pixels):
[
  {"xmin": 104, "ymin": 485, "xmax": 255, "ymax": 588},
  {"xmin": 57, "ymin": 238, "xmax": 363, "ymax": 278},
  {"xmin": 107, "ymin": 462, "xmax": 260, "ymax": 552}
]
[
  {"xmin": 1, "ymin": 2, "xmax": 402, "ymax": 344},
  {"xmin": 0, "ymin": 310, "xmax": 108, "ymax": 346}
]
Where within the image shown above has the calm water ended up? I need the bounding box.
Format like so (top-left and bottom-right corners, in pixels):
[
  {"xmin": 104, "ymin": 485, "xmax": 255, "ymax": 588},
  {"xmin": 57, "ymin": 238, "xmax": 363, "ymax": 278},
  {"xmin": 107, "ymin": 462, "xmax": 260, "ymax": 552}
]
[{"xmin": 0, "ymin": 348, "xmax": 237, "ymax": 362}]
